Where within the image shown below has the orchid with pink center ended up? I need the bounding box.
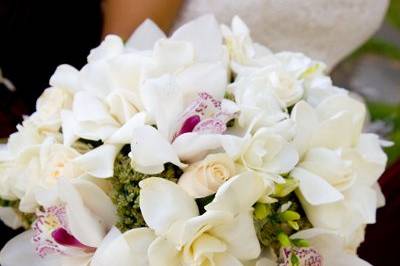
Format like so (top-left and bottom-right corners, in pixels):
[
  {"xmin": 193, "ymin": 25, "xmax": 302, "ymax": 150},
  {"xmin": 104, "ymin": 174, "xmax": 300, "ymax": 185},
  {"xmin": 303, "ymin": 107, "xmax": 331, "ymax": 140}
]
[
  {"xmin": 129, "ymin": 90, "xmax": 240, "ymax": 174},
  {"xmin": 32, "ymin": 205, "xmax": 95, "ymax": 258},
  {"xmin": 0, "ymin": 179, "xmax": 117, "ymax": 266}
]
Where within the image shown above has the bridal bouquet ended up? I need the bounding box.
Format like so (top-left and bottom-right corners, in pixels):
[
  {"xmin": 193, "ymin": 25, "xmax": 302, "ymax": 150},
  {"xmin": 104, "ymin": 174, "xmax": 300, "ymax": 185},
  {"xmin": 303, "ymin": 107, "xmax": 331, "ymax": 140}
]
[{"xmin": 0, "ymin": 15, "xmax": 389, "ymax": 266}]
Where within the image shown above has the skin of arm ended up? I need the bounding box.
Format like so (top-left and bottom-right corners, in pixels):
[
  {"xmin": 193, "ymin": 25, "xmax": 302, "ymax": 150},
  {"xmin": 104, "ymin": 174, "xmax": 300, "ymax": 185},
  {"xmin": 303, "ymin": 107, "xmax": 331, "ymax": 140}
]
[{"xmin": 101, "ymin": 0, "xmax": 183, "ymax": 40}]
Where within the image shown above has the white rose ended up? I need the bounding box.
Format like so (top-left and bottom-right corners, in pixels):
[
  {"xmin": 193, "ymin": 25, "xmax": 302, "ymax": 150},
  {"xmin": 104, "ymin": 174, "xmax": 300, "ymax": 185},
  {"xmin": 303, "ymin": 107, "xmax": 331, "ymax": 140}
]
[
  {"xmin": 178, "ymin": 153, "xmax": 236, "ymax": 198},
  {"xmin": 240, "ymin": 128, "xmax": 299, "ymax": 175},
  {"xmin": 30, "ymin": 87, "xmax": 73, "ymax": 132}
]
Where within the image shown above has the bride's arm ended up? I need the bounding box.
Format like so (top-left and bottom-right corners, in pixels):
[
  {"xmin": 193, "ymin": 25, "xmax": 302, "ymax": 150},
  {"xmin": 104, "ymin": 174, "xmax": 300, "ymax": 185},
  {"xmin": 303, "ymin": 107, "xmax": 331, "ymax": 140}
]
[{"xmin": 102, "ymin": 0, "xmax": 183, "ymax": 40}]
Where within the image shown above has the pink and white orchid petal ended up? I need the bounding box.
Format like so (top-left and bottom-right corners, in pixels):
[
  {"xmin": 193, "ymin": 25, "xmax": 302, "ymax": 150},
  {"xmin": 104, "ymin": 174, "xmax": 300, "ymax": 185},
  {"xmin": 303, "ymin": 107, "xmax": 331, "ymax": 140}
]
[
  {"xmin": 73, "ymin": 179, "xmax": 117, "ymax": 228},
  {"xmin": 210, "ymin": 210, "xmax": 261, "ymax": 261},
  {"xmin": 58, "ymin": 180, "xmax": 106, "ymax": 247},
  {"xmin": 106, "ymin": 112, "xmax": 147, "ymax": 144},
  {"xmin": 291, "ymin": 167, "xmax": 344, "ymax": 205},
  {"xmin": 130, "ymin": 125, "xmax": 185, "ymax": 174},
  {"xmin": 139, "ymin": 177, "xmax": 199, "ymax": 235},
  {"xmin": 126, "ymin": 19, "xmax": 166, "ymax": 50},
  {"xmin": 205, "ymin": 172, "xmax": 265, "ymax": 215},
  {"xmin": 171, "ymin": 14, "xmax": 223, "ymax": 62},
  {"xmin": 140, "ymin": 75, "xmax": 184, "ymax": 140},
  {"xmin": 49, "ymin": 64, "xmax": 79, "ymax": 92},
  {"xmin": 73, "ymin": 144, "xmax": 119, "ymax": 178},
  {"xmin": 0, "ymin": 230, "xmax": 61, "ymax": 266},
  {"xmin": 91, "ymin": 228, "xmax": 156, "ymax": 266},
  {"xmin": 87, "ymin": 35, "xmax": 124, "ymax": 63}
]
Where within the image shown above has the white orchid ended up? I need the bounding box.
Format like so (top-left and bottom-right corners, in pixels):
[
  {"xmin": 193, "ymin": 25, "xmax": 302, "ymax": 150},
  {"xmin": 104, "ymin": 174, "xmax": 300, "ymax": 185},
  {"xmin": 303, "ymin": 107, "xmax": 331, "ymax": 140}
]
[{"xmin": 0, "ymin": 179, "xmax": 117, "ymax": 266}]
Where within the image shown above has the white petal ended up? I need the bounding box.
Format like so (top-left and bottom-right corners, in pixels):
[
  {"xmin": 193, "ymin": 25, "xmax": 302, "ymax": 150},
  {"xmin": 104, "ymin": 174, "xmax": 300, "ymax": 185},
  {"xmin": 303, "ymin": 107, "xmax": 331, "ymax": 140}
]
[
  {"xmin": 91, "ymin": 228, "xmax": 156, "ymax": 266},
  {"xmin": 206, "ymin": 172, "xmax": 265, "ymax": 215},
  {"xmin": 73, "ymin": 144, "xmax": 119, "ymax": 178},
  {"xmin": 151, "ymin": 39, "xmax": 194, "ymax": 74},
  {"xmin": 176, "ymin": 62, "xmax": 227, "ymax": 104},
  {"xmin": 49, "ymin": 64, "xmax": 79, "ymax": 92},
  {"xmin": 130, "ymin": 125, "xmax": 185, "ymax": 174},
  {"xmin": 213, "ymin": 253, "xmax": 243, "ymax": 266},
  {"xmin": 0, "ymin": 230, "xmax": 61, "ymax": 266},
  {"xmin": 73, "ymin": 179, "xmax": 117, "ymax": 227},
  {"xmin": 211, "ymin": 210, "xmax": 261, "ymax": 260},
  {"xmin": 139, "ymin": 177, "xmax": 198, "ymax": 235},
  {"xmin": 126, "ymin": 19, "xmax": 166, "ymax": 50},
  {"xmin": 73, "ymin": 91, "xmax": 117, "ymax": 125},
  {"xmin": 140, "ymin": 75, "xmax": 184, "ymax": 140},
  {"xmin": 60, "ymin": 110, "xmax": 79, "ymax": 146},
  {"xmin": 148, "ymin": 236, "xmax": 181, "ymax": 266},
  {"xmin": 171, "ymin": 14, "xmax": 223, "ymax": 62},
  {"xmin": 173, "ymin": 133, "xmax": 223, "ymax": 162},
  {"xmin": 291, "ymin": 167, "xmax": 343, "ymax": 205},
  {"xmin": 87, "ymin": 35, "xmax": 124, "ymax": 62},
  {"xmin": 0, "ymin": 207, "xmax": 22, "ymax": 229},
  {"xmin": 106, "ymin": 112, "xmax": 147, "ymax": 144},
  {"xmin": 59, "ymin": 180, "xmax": 106, "ymax": 247},
  {"xmin": 291, "ymin": 101, "xmax": 318, "ymax": 156}
]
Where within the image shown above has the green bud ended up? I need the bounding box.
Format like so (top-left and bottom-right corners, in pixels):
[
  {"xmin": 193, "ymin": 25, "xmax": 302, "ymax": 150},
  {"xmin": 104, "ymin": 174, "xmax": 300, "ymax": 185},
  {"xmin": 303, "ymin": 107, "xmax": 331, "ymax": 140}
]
[
  {"xmin": 288, "ymin": 220, "xmax": 299, "ymax": 230},
  {"xmin": 291, "ymin": 238, "xmax": 310, "ymax": 247},
  {"xmin": 291, "ymin": 254, "xmax": 300, "ymax": 266},
  {"xmin": 273, "ymin": 179, "xmax": 299, "ymax": 197},
  {"xmin": 254, "ymin": 203, "xmax": 270, "ymax": 220},
  {"xmin": 277, "ymin": 232, "xmax": 291, "ymax": 247},
  {"xmin": 280, "ymin": 210, "xmax": 301, "ymax": 221}
]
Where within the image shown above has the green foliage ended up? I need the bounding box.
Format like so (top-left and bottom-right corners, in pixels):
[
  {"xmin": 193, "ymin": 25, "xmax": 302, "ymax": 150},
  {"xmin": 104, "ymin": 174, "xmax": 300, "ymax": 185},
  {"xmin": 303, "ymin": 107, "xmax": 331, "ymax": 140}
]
[
  {"xmin": 110, "ymin": 151, "xmax": 182, "ymax": 232},
  {"xmin": 387, "ymin": 0, "xmax": 400, "ymax": 30},
  {"xmin": 253, "ymin": 194, "xmax": 312, "ymax": 253}
]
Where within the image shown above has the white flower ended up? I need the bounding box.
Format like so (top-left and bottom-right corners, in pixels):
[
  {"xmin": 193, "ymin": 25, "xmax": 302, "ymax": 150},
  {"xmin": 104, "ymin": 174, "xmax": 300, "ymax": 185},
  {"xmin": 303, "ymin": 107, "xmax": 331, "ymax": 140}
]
[
  {"xmin": 2, "ymin": 137, "xmax": 118, "ymax": 212},
  {"xmin": 290, "ymin": 229, "xmax": 372, "ymax": 266},
  {"xmin": 29, "ymin": 87, "xmax": 73, "ymax": 133},
  {"xmin": 0, "ymin": 179, "xmax": 117, "ymax": 266},
  {"xmin": 122, "ymin": 172, "xmax": 266, "ymax": 265},
  {"xmin": 178, "ymin": 153, "xmax": 236, "ymax": 198},
  {"xmin": 239, "ymin": 128, "xmax": 299, "ymax": 176},
  {"xmin": 290, "ymin": 97, "xmax": 387, "ymax": 242}
]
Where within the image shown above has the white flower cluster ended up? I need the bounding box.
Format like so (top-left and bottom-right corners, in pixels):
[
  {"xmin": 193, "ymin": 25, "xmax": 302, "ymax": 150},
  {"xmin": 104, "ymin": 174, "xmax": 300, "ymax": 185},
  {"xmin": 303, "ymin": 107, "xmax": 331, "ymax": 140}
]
[{"xmin": 0, "ymin": 15, "xmax": 388, "ymax": 266}]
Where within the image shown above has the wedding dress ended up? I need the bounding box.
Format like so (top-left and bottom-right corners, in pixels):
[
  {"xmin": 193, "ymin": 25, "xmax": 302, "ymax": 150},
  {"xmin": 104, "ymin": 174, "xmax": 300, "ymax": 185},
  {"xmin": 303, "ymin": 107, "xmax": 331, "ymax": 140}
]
[{"xmin": 174, "ymin": 0, "xmax": 389, "ymax": 69}]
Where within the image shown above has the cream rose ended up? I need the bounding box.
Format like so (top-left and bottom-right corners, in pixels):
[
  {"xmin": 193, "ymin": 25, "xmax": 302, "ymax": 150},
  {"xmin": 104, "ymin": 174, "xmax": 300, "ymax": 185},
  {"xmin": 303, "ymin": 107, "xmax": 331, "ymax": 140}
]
[{"xmin": 178, "ymin": 153, "xmax": 236, "ymax": 198}]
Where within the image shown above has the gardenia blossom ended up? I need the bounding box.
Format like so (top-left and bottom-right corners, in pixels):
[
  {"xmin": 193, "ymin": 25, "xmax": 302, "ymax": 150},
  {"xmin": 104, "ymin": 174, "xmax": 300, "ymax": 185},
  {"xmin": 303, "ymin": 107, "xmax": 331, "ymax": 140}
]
[
  {"xmin": 97, "ymin": 172, "xmax": 265, "ymax": 266},
  {"xmin": 290, "ymin": 96, "xmax": 388, "ymax": 243}
]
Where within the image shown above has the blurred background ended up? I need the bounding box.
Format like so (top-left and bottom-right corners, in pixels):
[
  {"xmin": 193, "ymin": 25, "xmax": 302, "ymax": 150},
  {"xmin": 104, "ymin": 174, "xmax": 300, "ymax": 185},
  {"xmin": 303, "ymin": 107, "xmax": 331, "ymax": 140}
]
[{"xmin": 0, "ymin": 1, "xmax": 399, "ymax": 265}]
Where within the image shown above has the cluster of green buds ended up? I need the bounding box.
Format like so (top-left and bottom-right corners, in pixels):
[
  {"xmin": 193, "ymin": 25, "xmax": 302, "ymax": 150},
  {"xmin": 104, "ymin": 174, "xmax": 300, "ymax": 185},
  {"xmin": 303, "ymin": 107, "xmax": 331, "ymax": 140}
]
[
  {"xmin": 111, "ymin": 149, "xmax": 182, "ymax": 232},
  {"xmin": 253, "ymin": 178, "xmax": 313, "ymax": 262}
]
